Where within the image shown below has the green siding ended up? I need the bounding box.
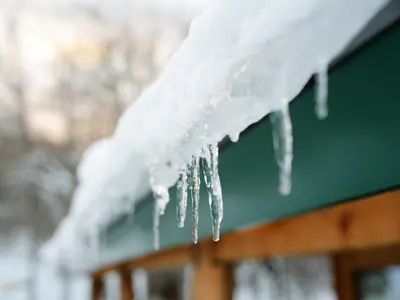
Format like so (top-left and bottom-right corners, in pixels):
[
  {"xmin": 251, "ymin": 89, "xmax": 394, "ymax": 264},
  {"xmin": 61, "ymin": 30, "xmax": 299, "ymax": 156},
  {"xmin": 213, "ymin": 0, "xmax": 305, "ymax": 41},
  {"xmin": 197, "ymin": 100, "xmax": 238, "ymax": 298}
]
[{"xmin": 99, "ymin": 24, "xmax": 400, "ymax": 265}]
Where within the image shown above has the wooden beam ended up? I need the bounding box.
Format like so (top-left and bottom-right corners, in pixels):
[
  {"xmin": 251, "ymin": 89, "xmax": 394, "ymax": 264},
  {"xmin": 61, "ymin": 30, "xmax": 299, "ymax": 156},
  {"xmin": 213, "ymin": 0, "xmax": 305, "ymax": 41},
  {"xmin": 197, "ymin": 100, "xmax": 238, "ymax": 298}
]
[
  {"xmin": 191, "ymin": 241, "xmax": 233, "ymax": 300},
  {"xmin": 338, "ymin": 243, "xmax": 400, "ymax": 270},
  {"xmin": 94, "ymin": 245, "xmax": 192, "ymax": 277},
  {"xmin": 120, "ymin": 269, "xmax": 134, "ymax": 300},
  {"xmin": 216, "ymin": 189, "xmax": 400, "ymax": 261},
  {"xmin": 91, "ymin": 276, "xmax": 104, "ymax": 300},
  {"xmin": 126, "ymin": 245, "xmax": 192, "ymax": 271},
  {"xmin": 92, "ymin": 189, "xmax": 400, "ymax": 277}
]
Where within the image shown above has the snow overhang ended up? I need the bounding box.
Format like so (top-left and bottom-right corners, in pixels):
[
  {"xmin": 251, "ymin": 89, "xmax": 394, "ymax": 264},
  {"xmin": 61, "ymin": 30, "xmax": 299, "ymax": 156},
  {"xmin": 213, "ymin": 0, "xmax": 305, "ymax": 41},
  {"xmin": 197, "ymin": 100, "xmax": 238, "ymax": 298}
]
[{"xmin": 42, "ymin": 0, "xmax": 399, "ymax": 269}]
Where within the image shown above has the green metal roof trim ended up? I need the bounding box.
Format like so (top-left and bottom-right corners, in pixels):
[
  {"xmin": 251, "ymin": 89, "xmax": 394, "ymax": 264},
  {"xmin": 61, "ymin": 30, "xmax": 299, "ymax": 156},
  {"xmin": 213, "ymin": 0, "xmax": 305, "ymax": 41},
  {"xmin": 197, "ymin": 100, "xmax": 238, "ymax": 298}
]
[{"xmin": 99, "ymin": 23, "xmax": 400, "ymax": 266}]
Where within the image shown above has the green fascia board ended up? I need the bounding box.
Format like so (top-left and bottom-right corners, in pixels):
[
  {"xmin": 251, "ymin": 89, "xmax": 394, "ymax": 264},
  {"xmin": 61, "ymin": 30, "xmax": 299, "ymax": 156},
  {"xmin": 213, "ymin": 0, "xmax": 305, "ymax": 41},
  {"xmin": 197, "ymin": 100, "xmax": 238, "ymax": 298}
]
[{"xmin": 98, "ymin": 23, "xmax": 400, "ymax": 266}]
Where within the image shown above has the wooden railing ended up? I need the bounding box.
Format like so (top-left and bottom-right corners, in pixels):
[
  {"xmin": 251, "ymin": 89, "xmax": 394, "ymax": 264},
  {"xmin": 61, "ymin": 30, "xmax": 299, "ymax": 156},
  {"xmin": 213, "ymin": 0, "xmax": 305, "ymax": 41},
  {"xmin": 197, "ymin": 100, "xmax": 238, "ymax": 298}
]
[{"xmin": 91, "ymin": 189, "xmax": 400, "ymax": 300}]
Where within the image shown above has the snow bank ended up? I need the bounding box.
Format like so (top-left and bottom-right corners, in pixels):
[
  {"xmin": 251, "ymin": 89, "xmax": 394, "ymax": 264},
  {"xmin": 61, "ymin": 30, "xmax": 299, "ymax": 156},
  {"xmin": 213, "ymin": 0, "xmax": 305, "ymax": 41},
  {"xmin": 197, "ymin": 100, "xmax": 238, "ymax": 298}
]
[{"xmin": 43, "ymin": 0, "xmax": 389, "ymax": 268}]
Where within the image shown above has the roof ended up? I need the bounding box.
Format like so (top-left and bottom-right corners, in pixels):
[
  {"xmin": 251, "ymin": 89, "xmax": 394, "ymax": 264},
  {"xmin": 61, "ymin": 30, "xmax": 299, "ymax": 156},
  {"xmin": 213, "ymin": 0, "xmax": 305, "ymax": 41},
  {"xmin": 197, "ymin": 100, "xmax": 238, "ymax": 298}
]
[
  {"xmin": 100, "ymin": 19, "xmax": 400, "ymax": 266},
  {"xmin": 43, "ymin": 0, "xmax": 399, "ymax": 269}
]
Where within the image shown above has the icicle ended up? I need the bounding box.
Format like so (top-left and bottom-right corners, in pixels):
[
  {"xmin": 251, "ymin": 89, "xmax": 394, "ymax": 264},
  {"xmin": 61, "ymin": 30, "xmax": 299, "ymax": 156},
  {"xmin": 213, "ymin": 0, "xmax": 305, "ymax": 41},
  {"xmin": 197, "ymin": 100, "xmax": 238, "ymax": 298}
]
[
  {"xmin": 210, "ymin": 144, "xmax": 223, "ymax": 241},
  {"xmin": 150, "ymin": 176, "xmax": 169, "ymax": 250},
  {"xmin": 153, "ymin": 200, "xmax": 160, "ymax": 250},
  {"xmin": 176, "ymin": 166, "xmax": 189, "ymax": 228},
  {"xmin": 315, "ymin": 59, "xmax": 329, "ymax": 119},
  {"xmin": 270, "ymin": 105, "xmax": 293, "ymax": 195},
  {"xmin": 202, "ymin": 144, "xmax": 223, "ymax": 242},
  {"xmin": 229, "ymin": 132, "xmax": 240, "ymax": 143},
  {"xmin": 188, "ymin": 155, "xmax": 200, "ymax": 243}
]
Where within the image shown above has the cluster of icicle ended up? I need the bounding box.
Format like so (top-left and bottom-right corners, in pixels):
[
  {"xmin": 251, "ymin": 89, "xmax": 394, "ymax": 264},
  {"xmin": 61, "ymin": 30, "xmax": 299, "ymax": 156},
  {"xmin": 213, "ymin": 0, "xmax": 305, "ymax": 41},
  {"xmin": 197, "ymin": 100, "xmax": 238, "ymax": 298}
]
[
  {"xmin": 152, "ymin": 143, "xmax": 223, "ymax": 249},
  {"xmin": 151, "ymin": 72, "xmax": 328, "ymax": 249}
]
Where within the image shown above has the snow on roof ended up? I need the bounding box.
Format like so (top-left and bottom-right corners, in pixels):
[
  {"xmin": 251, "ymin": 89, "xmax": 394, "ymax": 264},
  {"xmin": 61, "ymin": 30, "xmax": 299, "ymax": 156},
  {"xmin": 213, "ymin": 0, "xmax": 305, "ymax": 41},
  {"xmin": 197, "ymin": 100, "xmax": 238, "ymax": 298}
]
[{"xmin": 42, "ymin": 0, "xmax": 389, "ymax": 268}]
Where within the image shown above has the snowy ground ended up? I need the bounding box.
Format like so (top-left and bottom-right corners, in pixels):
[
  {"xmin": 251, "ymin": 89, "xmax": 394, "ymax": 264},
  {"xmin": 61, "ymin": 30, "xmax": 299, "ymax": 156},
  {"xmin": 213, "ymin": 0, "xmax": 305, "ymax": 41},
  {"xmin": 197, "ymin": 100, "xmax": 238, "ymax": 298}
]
[{"xmin": 0, "ymin": 231, "xmax": 91, "ymax": 300}]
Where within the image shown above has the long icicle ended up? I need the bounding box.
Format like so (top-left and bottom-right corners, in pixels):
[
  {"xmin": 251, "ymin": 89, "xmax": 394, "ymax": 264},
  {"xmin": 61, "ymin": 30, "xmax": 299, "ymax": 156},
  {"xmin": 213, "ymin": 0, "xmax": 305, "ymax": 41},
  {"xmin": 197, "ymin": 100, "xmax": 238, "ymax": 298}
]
[
  {"xmin": 210, "ymin": 144, "xmax": 223, "ymax": 241},
  {"xmin": 153, "ymin": 201, "xmax": 160, "ymax": 250},
  {"xmin": 189, "ymin": 155, "xmax": 200, "ymax": 243},
  {"xmin": 270, "ymin": 104, "xmax": 293, "ymax": 195},
  {"xmin": 315, "ymin": 59, "xmax": 329, "ymax": 119},
  {"xmin": 176, "ymin": 166, "xmax": 189, "ymax": 228},
  {"xmin": 202, "ymin": 144, "xmax": 223, "ymax": 241}
]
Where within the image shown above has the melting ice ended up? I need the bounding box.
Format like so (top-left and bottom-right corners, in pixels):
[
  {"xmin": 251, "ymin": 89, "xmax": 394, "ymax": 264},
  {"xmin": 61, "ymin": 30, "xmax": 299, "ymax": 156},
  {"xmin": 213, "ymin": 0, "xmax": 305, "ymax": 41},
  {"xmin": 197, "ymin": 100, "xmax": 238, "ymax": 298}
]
[
  {"xmin": 175, "ymin": 144, "xmax": 224, "ymax": 244},
  {"xmin": 315, "ymin": 59, "xmax": 329, "ymax": 119},
  {"xmin": 176, "ymin": 166, "xmax": 189, "ymax": 228},
  {"xmin": 150, "ymin": 177, "xmax": 170, "ymax": 249},
  {"xmin": 202, "ymin": 144, "xmax": 223, "ymax": 241},
  {"xmin": 188, "ymin": 155, "xmax": 200, "ymax": 243},
  {"xmin": 153, "ymin": 200, "xmax": 160, "ymax": 250},
  {"xmin": 270, "ymin": 105, "xmax": 293, "ymax": 195}
]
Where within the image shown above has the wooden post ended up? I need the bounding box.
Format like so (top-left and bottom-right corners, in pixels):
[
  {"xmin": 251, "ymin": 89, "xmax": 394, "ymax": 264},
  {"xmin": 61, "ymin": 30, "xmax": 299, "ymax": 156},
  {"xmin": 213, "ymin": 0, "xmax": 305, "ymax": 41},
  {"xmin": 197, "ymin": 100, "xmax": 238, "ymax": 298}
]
[
  {"xmin": 120, "ymin": 269, "xmax": 134, "ymax": 300},
  {"xmin": 333, "ymin": 244, "xmax": 400, "ymax": 300},
  {"xmin": 90, "ymin": 190, "xmax": 400, "ymax": 300},
  {"xmin": 91, "ymin": 276, "xmax": 104, "ymax": 300},
  {"xmin": 191, "ymin": 241, "xmax": 233, "ymax": 300},
  {"xmin": 333, "ymin": 254, "xmax": 354, "ymax": 300}
]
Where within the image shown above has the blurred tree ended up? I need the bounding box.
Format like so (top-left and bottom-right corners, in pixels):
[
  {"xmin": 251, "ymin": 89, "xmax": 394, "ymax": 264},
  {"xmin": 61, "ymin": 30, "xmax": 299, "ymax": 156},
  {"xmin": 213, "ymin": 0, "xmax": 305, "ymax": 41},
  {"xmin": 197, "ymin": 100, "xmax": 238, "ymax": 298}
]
[{"xmin": 0, "ymin": 0, "xmax": 190, "ymax": 298}]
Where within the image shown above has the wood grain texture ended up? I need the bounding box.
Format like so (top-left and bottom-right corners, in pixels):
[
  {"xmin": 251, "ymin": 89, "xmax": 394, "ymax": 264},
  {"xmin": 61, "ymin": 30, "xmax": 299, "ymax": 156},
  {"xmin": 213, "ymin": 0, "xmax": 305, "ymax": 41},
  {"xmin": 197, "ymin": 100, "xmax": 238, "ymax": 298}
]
[
  {"xmin": 92, "ymin": 189, "xmax": 400, "ymax": 279},
  {"xmin": 93, "ymin": 245, "xmax": 192, "ymax": 277},
  {"xmin": 191, "ymin": 241, "xmax": 233, "ymax": 300},
  {"xmin": 216, "ymin": 190, "xmax": 400, "ymax": 261}
]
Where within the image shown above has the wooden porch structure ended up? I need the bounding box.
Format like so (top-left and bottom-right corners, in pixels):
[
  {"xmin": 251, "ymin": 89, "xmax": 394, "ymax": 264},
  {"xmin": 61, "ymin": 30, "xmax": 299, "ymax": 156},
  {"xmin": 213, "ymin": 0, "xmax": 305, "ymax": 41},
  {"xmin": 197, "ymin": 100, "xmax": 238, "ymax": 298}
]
[{"xmin": 90, "ymin": 188, "xmax": 400, "ymax": 300}]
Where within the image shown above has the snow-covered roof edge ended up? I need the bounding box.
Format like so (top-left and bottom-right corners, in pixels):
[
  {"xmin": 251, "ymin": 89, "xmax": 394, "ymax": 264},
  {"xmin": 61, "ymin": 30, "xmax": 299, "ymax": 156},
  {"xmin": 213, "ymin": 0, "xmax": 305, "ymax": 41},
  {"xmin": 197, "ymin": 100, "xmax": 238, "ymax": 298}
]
[{"xmin": 42, "ymin": 0, "xmax": 390, "ymax": 269}]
